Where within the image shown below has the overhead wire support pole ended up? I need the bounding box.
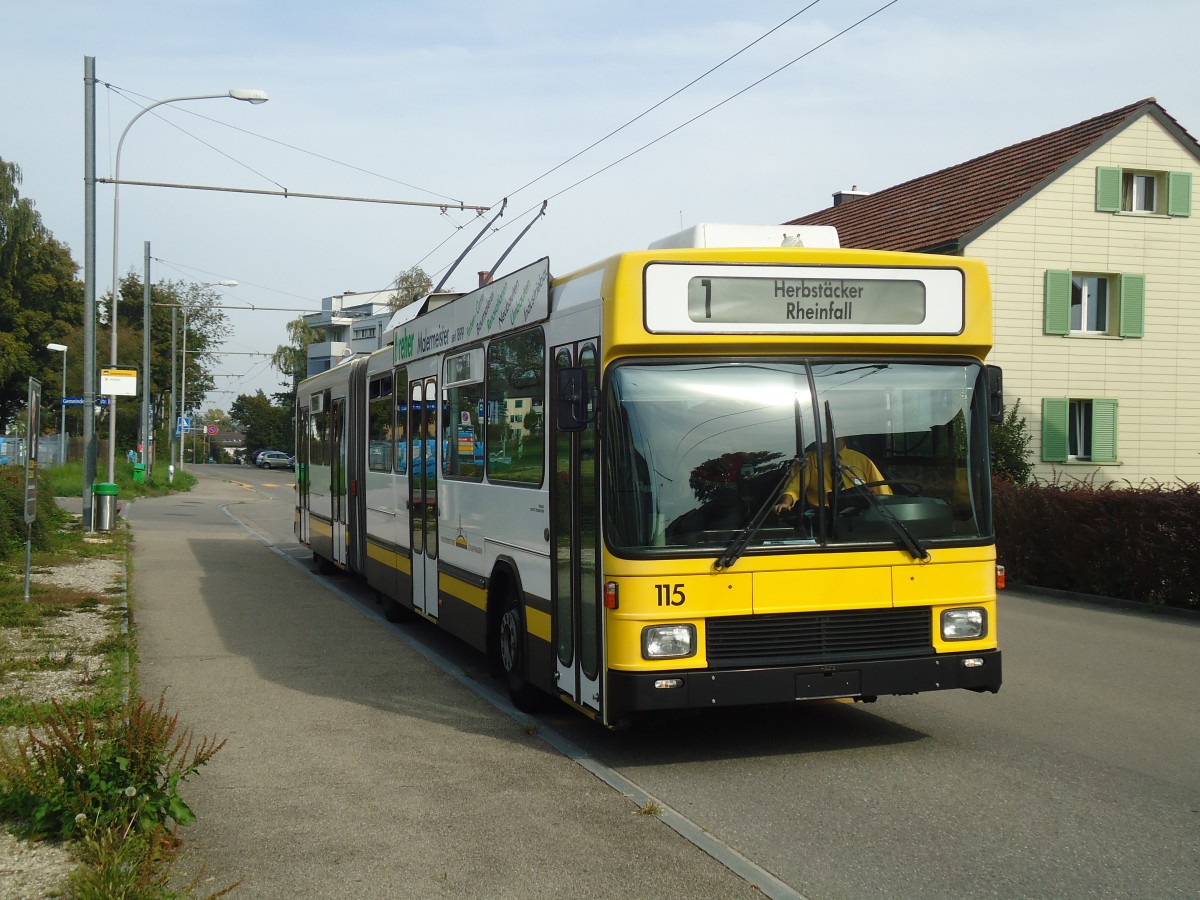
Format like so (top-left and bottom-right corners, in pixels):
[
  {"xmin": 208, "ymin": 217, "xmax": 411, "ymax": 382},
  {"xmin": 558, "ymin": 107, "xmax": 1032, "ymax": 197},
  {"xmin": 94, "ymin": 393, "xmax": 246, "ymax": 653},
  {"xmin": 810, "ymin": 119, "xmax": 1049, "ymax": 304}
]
[
  {"xmin": 96, "ymin": 178, "xmax": 491, "ymax": 212},
  {"xmin": 434, "ymin": 198, "xmax": 508, "ymax": 293},
  {"xmin": 484, "ymin": 200, "xmax": 547, "ymax": 283},
  {"xmin": 82, "ymin": 56, "xmax": 98, "ymax": 530}
]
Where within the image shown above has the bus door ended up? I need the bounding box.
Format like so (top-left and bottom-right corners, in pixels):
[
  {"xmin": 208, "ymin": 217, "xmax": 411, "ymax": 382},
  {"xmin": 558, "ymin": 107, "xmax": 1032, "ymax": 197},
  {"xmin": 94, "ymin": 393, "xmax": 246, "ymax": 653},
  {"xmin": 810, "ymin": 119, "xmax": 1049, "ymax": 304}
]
[
  {"xmin": 296, "ymin": 406, "xmax": 310, "ymax": 545},
  {"xmin": 410, "ymin": 377, "xmax": 439, "ymax": 617},
  {"xmin": 552, "ymin": 341, "xmax": 602, "ymax": 713},
  {"xmin": 331, "ymin": 397, "xmax": 348, "ymax": 567}
]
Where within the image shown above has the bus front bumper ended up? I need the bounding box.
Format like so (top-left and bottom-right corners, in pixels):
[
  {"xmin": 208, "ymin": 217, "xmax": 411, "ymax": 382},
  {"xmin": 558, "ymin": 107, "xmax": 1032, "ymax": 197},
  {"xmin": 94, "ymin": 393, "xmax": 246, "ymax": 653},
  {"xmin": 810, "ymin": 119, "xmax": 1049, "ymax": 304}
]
[{"xmin": 607, "ymin": 649, "xmax": 1001, "ymax": 716}]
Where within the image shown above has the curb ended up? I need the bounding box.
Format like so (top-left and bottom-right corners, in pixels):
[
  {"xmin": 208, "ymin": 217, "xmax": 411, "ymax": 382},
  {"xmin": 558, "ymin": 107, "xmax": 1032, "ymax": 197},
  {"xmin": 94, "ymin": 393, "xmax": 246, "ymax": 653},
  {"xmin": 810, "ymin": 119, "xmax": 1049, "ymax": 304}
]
[{"xmin": 1009, "ymin": 582, "xmax": 1200, "ymax": 623}]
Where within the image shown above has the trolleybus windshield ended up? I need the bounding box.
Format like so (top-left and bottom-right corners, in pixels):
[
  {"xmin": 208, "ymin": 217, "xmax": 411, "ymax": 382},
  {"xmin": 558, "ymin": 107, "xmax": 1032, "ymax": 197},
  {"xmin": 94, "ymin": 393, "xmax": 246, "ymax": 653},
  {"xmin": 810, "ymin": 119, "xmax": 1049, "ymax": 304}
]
[{"xmin": 604, "ymin": 359, "xmax": 991, "ymax": 556}]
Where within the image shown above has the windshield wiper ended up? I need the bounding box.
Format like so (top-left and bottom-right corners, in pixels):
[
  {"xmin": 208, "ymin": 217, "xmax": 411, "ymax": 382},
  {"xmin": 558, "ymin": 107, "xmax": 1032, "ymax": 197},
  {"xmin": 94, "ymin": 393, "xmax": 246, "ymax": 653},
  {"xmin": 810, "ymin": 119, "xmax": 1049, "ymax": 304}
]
[
  {"xmin": 713, "ymin": 457, "xmax": 798, "ymax": 572},
  {"xmin": 824, "ymin": 401, "xmax": 929, "ymax": 561},
  {"xmin": 843, "ymin": 476, "xmax": 929, "ymax": 561},
  {"xmin": 713, "ymin": 394, "xmax": 807, "ymax": 572}
]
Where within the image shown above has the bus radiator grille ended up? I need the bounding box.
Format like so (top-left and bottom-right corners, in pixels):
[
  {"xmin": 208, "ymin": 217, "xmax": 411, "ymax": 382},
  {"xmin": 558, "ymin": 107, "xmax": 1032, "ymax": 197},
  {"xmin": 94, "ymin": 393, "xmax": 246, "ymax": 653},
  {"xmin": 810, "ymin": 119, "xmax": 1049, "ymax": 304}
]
[{"xmin": 705, "ymin": 607, "xmax": 933, "ymax": 668}]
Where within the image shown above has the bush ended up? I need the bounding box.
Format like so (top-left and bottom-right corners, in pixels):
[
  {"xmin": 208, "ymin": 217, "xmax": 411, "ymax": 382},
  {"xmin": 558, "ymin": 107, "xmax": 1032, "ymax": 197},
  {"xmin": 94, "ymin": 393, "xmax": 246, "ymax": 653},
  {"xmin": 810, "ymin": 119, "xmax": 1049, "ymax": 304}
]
[
  {"xmin": 0, "ymin": 464, "xmax": 71, "ymax": 564},
  {"xmin": 989, "ymin": 400, "xmax": 1033, "ymax": 486},
  {"xmin": 994, "ymin": 475, "xmax": 1200, "ymax": 609}
]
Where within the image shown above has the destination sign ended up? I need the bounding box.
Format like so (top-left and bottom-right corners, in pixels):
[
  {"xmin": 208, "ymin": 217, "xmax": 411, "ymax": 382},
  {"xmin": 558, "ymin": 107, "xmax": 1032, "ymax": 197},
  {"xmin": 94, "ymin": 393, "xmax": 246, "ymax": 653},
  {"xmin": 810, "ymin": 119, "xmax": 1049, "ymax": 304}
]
[
  {"xmin": 688, "ymin": 276, "xmax": 926, "ymax": 325},
  {"xmin": 643, "ymin": 263, "xmax": 965, "ymax": 335}
]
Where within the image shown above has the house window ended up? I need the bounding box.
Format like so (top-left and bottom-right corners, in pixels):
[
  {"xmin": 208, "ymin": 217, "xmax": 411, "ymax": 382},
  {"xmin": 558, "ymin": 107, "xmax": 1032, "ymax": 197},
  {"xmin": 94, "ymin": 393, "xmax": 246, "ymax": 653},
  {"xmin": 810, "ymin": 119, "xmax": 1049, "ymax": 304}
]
[
  {"xmin": 1068, "ymin": 400, "xmax": 1092, "ymax": 460},
  {"xmin": 1041, "ymin": 397, "xmax": 1118, "ymax": 463},
  {"xmin": 1070, "ymin": 275, "xmax": 1109, "ymax": 333},
  {"xmin": 1096, "ymin": 166, "xmax": 1192, "ymax": 216},
  {"xmin": 354, "ymin": 326, "xmax": 377, "ymax": 340},
  {"xmin": 1123, "ymin": 172, "xmax": 1157, "ymax": 212},
  {"xmin": 1044, "ymin": 270, "xmax": 1144, "ymax": 338}
]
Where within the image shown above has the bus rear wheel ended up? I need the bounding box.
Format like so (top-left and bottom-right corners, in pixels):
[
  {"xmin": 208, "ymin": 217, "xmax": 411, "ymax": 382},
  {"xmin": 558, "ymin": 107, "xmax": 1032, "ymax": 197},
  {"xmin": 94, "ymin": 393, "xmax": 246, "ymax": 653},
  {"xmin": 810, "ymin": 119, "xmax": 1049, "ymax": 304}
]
[{"xmin": 498, "ymin": 593, "xmax": 546, "ymax": 712}]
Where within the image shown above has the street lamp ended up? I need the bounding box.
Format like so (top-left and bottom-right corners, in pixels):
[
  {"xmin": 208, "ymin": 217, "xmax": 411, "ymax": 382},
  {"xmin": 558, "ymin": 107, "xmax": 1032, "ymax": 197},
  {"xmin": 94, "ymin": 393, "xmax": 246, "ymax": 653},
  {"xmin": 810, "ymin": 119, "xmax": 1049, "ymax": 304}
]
[
  {"xmin": 107, "ymin": 88, "xmax": 268, "ymax": 484},
  {"xmin": 47, "ymin": 343, "xmax": 68, "ymax": 464},
  {"xmin": 178, "ymin": 281, "xmax": 237, "ymax": 473}
]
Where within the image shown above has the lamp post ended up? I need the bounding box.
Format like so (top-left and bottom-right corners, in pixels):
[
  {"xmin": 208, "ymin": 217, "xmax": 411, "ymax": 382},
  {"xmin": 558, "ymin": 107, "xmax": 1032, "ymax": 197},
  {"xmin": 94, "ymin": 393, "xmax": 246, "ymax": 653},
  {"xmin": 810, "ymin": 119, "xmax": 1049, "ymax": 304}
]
[
  {"xmin": 107, "ymin": 87, "xmax": 268, "ymax": 484},
  {"xmin": 47, "ymin": 343, "xmax": 68, "ymax": 464},
  {"xmin": 178, "ymin": 281, "xmax": 237, "ymax": 473}
]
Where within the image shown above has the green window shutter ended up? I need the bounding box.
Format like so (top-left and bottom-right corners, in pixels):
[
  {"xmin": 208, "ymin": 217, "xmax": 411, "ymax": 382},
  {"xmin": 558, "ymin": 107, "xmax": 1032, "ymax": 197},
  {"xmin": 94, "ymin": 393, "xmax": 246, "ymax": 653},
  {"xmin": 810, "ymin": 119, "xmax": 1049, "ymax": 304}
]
[
  {"xmin": 1167, "ymin": 171, "xmax": 1192, "ymax": 217},
  {"xmin": 1095, "ymin": 167, "xmax": 1121, "ymax": 212},
  {"xmin": 1041, "ymin": 397, "xmax": 1069, "ymax": 462},
  {"xmin": 1044, "ymin": 270, "xmax": 1072, "ymax": 335},
  {"xmin": 1119, "ymin": 274, "xmax": 1145, "ymax": 337},
  {"xmin": 1090, "ymin": 399, "xmax": 1118, "ymax": 463}
]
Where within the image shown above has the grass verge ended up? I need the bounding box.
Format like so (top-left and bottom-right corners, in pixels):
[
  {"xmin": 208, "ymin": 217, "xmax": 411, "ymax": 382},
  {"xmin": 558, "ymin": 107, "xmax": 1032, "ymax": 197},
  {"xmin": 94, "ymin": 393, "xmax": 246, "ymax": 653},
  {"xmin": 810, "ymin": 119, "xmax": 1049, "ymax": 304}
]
[{"xmin": 1, "ymin": 485, "xmax": 232, "ymax": 897}]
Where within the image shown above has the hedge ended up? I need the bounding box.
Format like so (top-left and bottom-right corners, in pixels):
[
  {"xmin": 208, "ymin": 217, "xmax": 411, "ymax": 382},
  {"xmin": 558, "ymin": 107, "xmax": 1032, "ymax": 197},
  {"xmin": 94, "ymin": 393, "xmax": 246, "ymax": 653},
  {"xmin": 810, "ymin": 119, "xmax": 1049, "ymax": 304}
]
[{"xmin": 994, "ymin": 476, "xmax": 1200, "ymax": 610}]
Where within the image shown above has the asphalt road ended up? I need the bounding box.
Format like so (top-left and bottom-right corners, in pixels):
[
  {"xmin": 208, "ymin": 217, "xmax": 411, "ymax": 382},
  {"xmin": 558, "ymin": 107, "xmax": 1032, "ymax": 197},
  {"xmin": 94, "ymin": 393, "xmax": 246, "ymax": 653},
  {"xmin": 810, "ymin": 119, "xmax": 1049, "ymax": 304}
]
[{"xmin": 163, "ymin": 465, "xmax": 1200, "ymax": 899}]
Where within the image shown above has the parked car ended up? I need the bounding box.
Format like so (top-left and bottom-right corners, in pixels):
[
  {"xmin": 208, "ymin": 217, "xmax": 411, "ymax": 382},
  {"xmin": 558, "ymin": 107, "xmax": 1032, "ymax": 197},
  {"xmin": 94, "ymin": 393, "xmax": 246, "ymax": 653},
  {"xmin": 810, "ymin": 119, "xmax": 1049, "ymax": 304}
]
[{"xmin": 257, "ymin": 451, "xmax": 292, "ymax": 469}]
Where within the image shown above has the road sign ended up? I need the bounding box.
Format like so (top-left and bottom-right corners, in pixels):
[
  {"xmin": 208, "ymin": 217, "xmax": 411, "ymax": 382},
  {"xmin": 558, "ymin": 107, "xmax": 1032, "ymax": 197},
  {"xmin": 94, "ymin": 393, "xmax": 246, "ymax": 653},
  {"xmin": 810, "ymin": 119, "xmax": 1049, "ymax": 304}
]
[
  {"xmin": 177, "ymin": 416, "xmax": 191, "ymax": 435},
  {"xmin": 25, "ymin": 379, "xmax": 40, "ymax": 525},
  {"xmin": 206, "ymin": 425, "xmax": 218, "ymax": 435},
  {"xmin": 61, "ymin": 396, "xmax": 110, "ymax": 407}
]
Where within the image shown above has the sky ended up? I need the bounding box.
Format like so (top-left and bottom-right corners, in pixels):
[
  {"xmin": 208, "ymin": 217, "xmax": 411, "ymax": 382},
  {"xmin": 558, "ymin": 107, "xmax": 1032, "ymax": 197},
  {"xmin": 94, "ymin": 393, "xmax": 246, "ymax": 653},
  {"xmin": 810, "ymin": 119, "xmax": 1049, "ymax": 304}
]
[{"xmin": 5, "ymin": 0, "xmax": 1199, "ymax": 411}]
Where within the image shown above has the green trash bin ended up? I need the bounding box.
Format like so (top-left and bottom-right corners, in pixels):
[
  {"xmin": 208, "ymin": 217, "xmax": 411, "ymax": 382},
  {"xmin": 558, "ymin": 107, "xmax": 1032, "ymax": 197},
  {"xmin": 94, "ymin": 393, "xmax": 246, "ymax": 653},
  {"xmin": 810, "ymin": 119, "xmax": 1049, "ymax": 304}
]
[
  {"xmin": 132, "ymin": 463, "xmax": 146, "ymax": 483},
  {"xmin": 92, "ymin": 482, "xmax": 119, "ymax": 532}
]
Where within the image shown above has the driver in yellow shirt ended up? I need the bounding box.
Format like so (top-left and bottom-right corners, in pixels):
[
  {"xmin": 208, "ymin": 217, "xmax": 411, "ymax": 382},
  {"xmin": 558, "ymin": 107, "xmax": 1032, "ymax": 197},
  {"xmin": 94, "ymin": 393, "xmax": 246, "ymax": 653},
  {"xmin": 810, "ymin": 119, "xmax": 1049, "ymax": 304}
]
[{"xmin": 773, "ymin": 437, "xmax": 891, "ymax": 514}]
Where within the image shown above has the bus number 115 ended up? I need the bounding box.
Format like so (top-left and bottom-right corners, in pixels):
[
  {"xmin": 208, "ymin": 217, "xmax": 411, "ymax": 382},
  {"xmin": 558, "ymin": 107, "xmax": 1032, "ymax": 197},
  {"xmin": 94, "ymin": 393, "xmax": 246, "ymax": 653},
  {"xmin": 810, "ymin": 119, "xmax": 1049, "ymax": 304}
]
[{"xmin": 655, "ymin": 583, "xmax": 686, "ymax": 606}]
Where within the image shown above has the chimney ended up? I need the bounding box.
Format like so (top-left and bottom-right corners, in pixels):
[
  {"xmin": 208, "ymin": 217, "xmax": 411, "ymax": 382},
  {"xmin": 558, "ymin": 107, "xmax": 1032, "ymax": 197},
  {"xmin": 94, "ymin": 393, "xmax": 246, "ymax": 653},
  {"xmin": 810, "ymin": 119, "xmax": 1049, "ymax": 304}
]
[
  {"xmin": 833, "ymin": 184, "xmax": 870, "ymax": 207},
  {"xmin": 478, "ymin": 271, "xmax": 493, "ymax": 287}
]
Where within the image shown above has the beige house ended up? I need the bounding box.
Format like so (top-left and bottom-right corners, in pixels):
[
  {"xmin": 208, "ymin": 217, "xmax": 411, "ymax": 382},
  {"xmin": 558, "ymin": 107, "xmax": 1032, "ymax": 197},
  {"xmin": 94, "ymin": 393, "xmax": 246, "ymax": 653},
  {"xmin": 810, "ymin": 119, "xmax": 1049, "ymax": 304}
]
[{"xmin": 789, "ymin": 98, "xmax": 1200, "ymax": 486}]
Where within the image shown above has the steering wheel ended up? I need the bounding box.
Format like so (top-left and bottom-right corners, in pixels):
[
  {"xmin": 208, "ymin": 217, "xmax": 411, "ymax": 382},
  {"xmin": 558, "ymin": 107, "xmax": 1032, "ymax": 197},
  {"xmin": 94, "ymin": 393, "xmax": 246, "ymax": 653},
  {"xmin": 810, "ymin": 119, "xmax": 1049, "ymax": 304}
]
[{"xmin": 848, "ymin": 480, "xmax": 922, "ymax": 496}]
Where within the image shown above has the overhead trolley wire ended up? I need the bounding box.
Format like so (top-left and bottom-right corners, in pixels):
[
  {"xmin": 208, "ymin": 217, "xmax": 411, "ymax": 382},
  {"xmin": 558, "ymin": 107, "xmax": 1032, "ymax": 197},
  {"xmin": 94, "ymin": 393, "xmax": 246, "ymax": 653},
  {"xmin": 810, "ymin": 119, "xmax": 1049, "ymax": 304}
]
[
  {"xmin": 436, "ymin": 0, "xmax": 901, "ymax": 273},
  {"xmin": 529, "ymin": 0, "xmax": 903, "ymax": 213},
  {"xmin": 102, "ymin": 83, "xmax": 467, "ymax": 207},
  {"xmin": 503, "ymin": 2, "xmax": 824, "ymax": 203}
]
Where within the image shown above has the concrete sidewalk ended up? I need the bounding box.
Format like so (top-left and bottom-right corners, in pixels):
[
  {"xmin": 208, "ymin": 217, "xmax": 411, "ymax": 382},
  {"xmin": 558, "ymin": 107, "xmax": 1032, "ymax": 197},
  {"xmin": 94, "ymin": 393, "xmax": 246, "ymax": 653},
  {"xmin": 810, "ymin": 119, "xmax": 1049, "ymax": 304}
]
[{"xmin": 122, "ymin": 473, "xmax": 759, "ymax": 899}]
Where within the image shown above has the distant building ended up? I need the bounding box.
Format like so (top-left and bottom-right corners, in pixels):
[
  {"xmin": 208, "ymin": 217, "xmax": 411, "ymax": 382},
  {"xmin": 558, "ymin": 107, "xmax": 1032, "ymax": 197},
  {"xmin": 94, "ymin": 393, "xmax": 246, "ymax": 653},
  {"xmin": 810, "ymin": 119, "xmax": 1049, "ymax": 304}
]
[
  {"xmin": 787, "ymin": 98, "xmax": 1200, "ymax": 486},
  {"xmin": 303, "ymin": 289, "xmax": 395, "ymax": 377}
]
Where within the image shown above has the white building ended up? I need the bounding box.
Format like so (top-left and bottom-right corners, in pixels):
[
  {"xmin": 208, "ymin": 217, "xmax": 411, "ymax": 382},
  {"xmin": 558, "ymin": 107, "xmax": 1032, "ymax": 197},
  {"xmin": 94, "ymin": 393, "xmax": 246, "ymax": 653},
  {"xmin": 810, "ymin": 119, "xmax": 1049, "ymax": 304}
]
[{"xmin": 303, "ymin": 289, "xmax": 395, "ymax": 377}]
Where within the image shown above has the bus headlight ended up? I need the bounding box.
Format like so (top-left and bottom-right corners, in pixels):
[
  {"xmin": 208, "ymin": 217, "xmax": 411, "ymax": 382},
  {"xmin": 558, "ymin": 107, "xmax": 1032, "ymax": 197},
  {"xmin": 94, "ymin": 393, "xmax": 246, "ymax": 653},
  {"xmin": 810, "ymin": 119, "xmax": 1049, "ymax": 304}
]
[
  {"xmin": 642, "ymin": 624, "xmax": 697, "ymax": 660},
  {"xmin": 941, "ymin": 608, "xmax": 987, "ymax": 641}
]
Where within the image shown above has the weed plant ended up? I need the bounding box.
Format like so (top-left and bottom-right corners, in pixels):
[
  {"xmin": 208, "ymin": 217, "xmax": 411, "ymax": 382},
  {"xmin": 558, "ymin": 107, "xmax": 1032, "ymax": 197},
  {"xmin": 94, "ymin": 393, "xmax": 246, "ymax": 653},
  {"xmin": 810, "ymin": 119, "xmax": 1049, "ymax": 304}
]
[{"xmin": 0, "ymin": 695, "xmax": 225, "ymax": 840}]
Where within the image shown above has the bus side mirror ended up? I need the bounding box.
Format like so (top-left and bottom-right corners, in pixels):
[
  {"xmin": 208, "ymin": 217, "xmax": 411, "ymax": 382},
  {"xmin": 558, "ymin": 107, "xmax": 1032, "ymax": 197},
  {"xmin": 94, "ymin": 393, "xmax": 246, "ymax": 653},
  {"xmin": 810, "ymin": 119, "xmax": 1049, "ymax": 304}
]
[
  {"xmin": 987, "ymin": 365, "xmax": 1004, "ymax": 425},
  {"xmin": 557, "ymin": 367, "xmax": 591, "ymax": 432}
]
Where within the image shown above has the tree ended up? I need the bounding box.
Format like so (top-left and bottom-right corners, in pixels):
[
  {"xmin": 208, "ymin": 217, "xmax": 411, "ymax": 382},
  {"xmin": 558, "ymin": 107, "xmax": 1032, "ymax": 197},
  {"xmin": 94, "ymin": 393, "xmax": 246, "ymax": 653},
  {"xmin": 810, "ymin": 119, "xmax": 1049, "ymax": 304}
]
[
  {"xmin": 101, "ymin": 275, "xmax": 230, "ymax": 453},
  {"xmin": 0, "ymin": 158, "xmax": 84, "ymax": 434},
  {"xmin": 990, "ymin": 400, "xmax": 1033, "ymax": 485},
  {"xmin": 229, "ymin": 390, "xmax": 291, "ymax": 456},
  {"xmin": 388, "ymin": 266, "xmax": 432, "ymax": 312},
  {"xmin": 270, "ymin": 317, "xmax": 323, "ymax": 411}
]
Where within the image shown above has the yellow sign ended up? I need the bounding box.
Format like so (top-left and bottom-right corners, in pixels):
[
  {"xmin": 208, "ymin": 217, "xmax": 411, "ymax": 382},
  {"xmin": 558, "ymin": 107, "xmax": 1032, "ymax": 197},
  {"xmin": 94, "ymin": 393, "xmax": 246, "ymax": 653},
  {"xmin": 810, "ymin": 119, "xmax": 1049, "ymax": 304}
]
[{"xmin": 100, "ymin": 367, "xmax": 138, "ymax": 397}]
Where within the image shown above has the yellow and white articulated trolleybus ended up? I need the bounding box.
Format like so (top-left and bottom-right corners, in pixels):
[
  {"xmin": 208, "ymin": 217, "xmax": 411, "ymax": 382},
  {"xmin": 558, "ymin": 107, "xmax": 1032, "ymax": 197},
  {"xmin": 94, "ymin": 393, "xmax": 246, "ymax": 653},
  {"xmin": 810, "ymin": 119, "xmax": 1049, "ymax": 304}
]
[{"xmin": 295, "ymin": 223, "xmax": 1003, "ymax": 726}]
